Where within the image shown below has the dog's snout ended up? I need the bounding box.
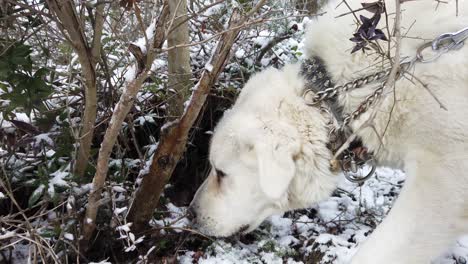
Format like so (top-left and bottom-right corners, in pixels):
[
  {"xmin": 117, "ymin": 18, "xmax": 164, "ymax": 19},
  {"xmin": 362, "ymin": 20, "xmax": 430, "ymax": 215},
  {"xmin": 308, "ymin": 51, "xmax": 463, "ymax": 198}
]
[{"xmin": 186, "ymin": 206, "xmax": 197, "ymax": 221}]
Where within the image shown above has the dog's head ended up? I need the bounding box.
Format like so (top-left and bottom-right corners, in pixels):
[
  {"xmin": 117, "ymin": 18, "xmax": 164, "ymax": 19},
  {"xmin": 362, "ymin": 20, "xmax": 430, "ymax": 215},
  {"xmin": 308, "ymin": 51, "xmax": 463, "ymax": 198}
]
[
  {"xmin": 189, "ymin": 66, "xmax": 338, "ymax": 237},
  {"xmin": 189, "ymin": 112, "xmax": 301, "ymax": 236}
]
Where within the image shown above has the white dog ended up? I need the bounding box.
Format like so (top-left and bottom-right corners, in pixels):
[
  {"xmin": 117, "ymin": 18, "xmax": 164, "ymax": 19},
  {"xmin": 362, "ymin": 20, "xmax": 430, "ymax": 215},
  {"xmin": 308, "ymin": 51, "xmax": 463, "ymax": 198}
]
[{"xmin": 190, "ymin": 1, "xmax": 468, "ymax": 263}]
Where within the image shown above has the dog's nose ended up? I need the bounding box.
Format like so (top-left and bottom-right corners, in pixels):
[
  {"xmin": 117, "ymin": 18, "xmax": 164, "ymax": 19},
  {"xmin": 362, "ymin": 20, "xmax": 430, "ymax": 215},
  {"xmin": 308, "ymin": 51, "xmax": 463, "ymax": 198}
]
[{"xmin": 186, "ymin": 206, "xmax": 197, "ymax": 221}]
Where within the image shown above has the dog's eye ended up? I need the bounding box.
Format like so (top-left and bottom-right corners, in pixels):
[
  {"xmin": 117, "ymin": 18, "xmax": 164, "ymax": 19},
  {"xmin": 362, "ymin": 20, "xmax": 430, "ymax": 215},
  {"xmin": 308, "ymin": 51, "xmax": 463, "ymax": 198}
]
[{"xmin": 215, "ymin": 169, "xmax": 226, "ymax": 178}]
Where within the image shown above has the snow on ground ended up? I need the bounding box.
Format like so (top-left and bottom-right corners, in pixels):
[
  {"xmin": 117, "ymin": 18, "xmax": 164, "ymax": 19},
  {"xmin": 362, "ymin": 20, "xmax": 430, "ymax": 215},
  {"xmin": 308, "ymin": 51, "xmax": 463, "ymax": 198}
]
[{"xmin": 169, "ymin": 167, "xmax": 468, "ymax": 264}]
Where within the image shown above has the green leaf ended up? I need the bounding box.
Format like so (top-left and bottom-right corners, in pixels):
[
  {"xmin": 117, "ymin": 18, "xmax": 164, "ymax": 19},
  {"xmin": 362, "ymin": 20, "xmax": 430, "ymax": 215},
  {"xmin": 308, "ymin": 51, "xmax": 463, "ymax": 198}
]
[
  {"xmin": 28, "ymin": 184, "xmax": 45, "ymax": 207},
  {"xmin": 0, "ymin": 83, "xmax": 7, "ymax": 92},
  {"xmin": 34, "ymin": 68, "xmax": 49, "ymax": 78},
  {"xmin": 10, "ymin": 44, "xmax": 32, "ymax": 66},
  {"xmin": 40, "ymin": 228, "xmax": 60, "ymax": 238},
  {"xmin": 0, "ymin": 60, "xmax": 12, "ymax": 79}
]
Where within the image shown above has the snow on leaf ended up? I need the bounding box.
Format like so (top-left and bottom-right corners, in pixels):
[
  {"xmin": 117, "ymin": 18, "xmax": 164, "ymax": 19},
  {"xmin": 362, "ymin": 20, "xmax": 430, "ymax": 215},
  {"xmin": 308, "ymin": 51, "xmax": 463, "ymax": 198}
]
[
  {"xmin": 114, "ymin": 207, "xmax": 128, "ymax": 215},
  {"xmin": 64, "ymin": 233, "xmax": 74, "ymax": 241},
  {"xmin": 0, "ymin": 231, "xmax": 16, "ymax": 240},
  {"xmin": 112, "ymin": 186, "xmax": 126, "ymax": 193},
  {"xmin": 129, "ymin": 232, "xmax": 135, "ymax": 242},
  {"xmin": 48, "ymin": 182, "xmax": 55, "ymax": 197},
  {"xmin": 50, "ymin": 170, "xmax": 69, "ymax": 188},
  {"xmin": 35, "ymin": 133, "xmax": 54, "ymax": 146},
  {"xmin": 89, "ymin": 260, "xmax": 112, "ymax": 264},
  {"xmin": 29, "ymin": 184, "xmax": 45, "ymax": 206},
  {"xmin": 117, "ymin": 223, "xmax": 132, "ymax": 232}
]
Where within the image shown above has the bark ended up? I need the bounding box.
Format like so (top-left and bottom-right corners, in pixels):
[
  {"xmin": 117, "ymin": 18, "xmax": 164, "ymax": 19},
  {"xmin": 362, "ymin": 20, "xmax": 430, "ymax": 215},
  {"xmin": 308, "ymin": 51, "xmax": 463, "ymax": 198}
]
[
  {"xmin": 46, "ymin": 0, "xmax": 104, "ymax": 178},
  {"xmin": 167, "ymin": 0, "xmax": 192, "ymax": 118},
  {"xmin": 126, "ymin": 3, "xmax": 267, "ymax": 232},
  {"xmin": 80, "ymin": 1, "xmax": 170, "ymax": 250}
]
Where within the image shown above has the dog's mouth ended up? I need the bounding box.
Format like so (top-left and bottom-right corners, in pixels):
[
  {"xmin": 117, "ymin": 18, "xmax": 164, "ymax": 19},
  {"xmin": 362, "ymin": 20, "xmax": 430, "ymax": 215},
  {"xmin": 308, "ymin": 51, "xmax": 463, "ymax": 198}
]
[
  {"xmin": 238, "ymin": 224, "xmax": 250, "ymax": 234},
  {"xmin": 189, "ymin": 220, "xmax": 251, "ymax": 238},
  {"xmin": 221, "ymin": 224, "xmax": 252, "ymax": 243},
  {"xmin": 227, "ymin": 224, "xmax": 251, "ymax": 238}
]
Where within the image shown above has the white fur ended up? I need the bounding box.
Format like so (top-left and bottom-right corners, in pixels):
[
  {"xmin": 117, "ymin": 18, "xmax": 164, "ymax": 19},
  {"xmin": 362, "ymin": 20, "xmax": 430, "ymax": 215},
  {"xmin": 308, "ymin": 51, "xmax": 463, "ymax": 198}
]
[{"xmin": 190, "ymin": 0, "xmax": 468, "ymax": 263}]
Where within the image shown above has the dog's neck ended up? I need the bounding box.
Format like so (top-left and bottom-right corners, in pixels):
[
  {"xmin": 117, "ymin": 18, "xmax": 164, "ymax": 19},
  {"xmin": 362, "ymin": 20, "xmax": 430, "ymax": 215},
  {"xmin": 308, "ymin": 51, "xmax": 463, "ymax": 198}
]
[
  {"xmin": 300, "ymin": 56, "xmax": 345, "ymax": 124},
  {"xmin": 300, "ymin": 57, "xmax": 355, "ymax": 155}
]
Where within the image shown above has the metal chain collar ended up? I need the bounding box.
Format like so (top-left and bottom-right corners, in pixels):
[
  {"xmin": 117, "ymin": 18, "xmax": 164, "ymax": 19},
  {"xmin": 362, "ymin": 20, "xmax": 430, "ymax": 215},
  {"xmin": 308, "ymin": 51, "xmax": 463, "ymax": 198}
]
[{"xmin": 302, "ymin": 26, "xmax": 468, "ymax": 184}]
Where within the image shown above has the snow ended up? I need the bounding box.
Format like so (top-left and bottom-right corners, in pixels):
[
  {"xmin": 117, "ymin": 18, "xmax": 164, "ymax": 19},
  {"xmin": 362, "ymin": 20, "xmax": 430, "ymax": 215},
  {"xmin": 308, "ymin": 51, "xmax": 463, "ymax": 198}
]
[
  {"xmin": 45, "ymin": 149, "xmax": 56, "ymax": 157},
  {"xmin": 112, "ymin": 185, "xmax": 126, "ymax": 193},
  {"xmin": 0, "ymin": 191, "xmax": 5, "ymax": 199},
  {"xmin": 48, "ymin": 182, "xmax": 55, "ymax": 197},
  {"xmin": 35, "ymin": 133, "xmax": 54, "ymax": 146},
  {"xmin": 202, "ymin": 2, "xmax": 225, "ymax": 18},
  {"xmin": 89, "ymin": 260, "xmax": 112, "ymax": 264},
  {"xmin": 235, "ymin": 49, "xmax": 245, "ymax": 58},
  {"xmin": 253, "ymin": 30, "xmax": 274, "ymax": 49},
  {"xmin": 139, "ymin": 143, "xmax": 158, "ymax": 176},
  {"xmin": 49, "ymin": 170, "xmax": 69, "ymax": 187},
  {"xmin": 15, "ymin": 112, "xmax": 30, "ymax": 123},
  {"xmin": 114, "ymin": 206, "xmax": 128, "ymax": 215},
  {"xmin": 124, "ymin": 65, "xmax": 137, "ymax": 83},
  {"xmin": 132, "ymin": 21, "xmax": 156, "ymax": 54},
  {"xmin": 152, "ymin": 58, "xmax": 167, "ymax": 69},
  {"xmin": 205, "ymin": 63, "xmax": 214, "ymax": 72},
  {"xmin": 117, "ymin": 223, "xmax": 132, "ymax": 232},
  {"xmin": 64, "ymin": 233, "xmax": 74, "ymax": 241},
  {"xmin": 66, "ymin": 196, "xmax": 74, "ymax": 211},
  {"xmin": 136, "ymin": 115, "xmax": 155, "ymax": 125},
  {"xmin": 2, "ymin": 242, "xmax": 30, "ymax": 264},
  {"xmin": 0, "ymin": 231, "xmax": 16, "ymax": 239}
]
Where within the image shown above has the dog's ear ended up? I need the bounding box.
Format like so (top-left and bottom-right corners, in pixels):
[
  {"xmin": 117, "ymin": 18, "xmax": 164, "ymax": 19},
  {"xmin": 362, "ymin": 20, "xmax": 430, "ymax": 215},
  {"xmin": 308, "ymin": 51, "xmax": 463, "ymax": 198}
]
[{"xmin": 254, "ymin": 122, "xmax": 300, "ymax": 199}]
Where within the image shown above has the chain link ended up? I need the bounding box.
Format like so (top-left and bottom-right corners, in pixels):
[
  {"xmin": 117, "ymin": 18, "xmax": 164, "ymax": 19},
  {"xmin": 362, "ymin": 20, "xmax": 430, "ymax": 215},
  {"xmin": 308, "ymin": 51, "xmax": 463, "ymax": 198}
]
[
  {"xmin": 342, "ymin": 81, "xmax": 385, "ymax": 127},
  {"xmin": 310, "ymin": 68, "xmax": 391, "ymax": 104}
]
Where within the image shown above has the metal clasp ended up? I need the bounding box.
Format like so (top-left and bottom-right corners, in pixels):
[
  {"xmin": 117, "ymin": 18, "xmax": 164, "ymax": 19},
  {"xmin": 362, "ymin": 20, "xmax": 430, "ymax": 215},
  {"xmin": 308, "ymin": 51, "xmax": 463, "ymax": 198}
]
[
  {"xmin": 417, "ymin": 26, "xmax": 468, "ymax": 63},
  {"xmin": 432, "ymin": 27, "xmax": 468, "ymax": 51}
]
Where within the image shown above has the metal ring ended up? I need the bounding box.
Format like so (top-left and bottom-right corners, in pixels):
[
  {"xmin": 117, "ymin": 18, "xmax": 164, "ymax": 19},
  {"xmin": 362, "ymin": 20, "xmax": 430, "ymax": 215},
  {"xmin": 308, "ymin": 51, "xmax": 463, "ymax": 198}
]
[
  {"xmin": 416, "ymin": 41, "xmax": 442, "ymax": 63},
  {"xmin": 342, "ymin": 158, "xmax": 376, "ymax": 184}
]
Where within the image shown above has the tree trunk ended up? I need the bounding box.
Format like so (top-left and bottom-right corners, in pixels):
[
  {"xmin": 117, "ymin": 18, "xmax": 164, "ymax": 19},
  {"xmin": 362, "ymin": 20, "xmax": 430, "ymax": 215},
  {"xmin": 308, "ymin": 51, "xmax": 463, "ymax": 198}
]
[
  {"xmin": 167, "ymin": 0, "xmax": 192, "ymax": 119},
  {"xmin": 126, "ymin": 2, "xmax": 267, "ymax": 232},
  {"xmin": 46, "ymin": 0, "xmax": 104, "ymax": 178},
  {"xmin": 80, "ymin": 1, "xmax": 170, "ymax": 250}
]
